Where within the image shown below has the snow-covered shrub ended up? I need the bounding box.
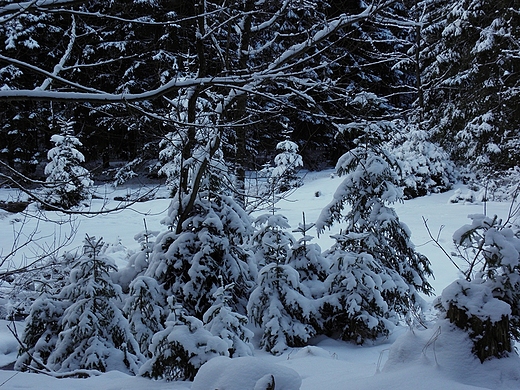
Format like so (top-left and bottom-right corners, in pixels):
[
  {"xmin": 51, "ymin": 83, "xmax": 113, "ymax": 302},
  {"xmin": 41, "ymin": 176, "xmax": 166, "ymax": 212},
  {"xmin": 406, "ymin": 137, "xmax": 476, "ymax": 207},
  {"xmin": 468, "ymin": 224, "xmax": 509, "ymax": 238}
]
[
  {"xmin": 115, "ymin": 228, "xmax": 159, "ymax": 292},
  {"xmin": 439, "ymin": 279, "xmax": 511, "ymax": 362},
  {"xmin": 146, "ymin": 192, "xmax": 256, "ymax": 318},
  {"xmin": 386, "ymin": 123, "xmax": 458, "ymax": 199},
  {"xmin": 46, "ymin": 235, "xmax": 143, "ymax": 374},
  {"xmin": 124, "ymin": 276, "xmax": 166, "ymax": 358},
  {"xmin": 248, "ymin": 262, "xmax": 317, "ymax": 355},
  {"xmin": 248, "ymin": 213, "xmax": 316, "ymax": 355},
  {"xmin": 448, "ymin": 188, "xmax": 483, "ymax": 204},
  {"xmin": 15, "ymin": 292, "xmax": 67, "ymax": 371},
  {"xmin": 459, "ymin": 167, "xmax": 520, "ymax": 202},
  {"xmin": 287, "ymin": 214, "xmax": 328, "ymax": 298},
  {"xmin": 270, "ymin": 140, "xmax": 303, "ymax": 193},
  {"xmin": 6, "ymin": 250, "xmax": 75, "ymax": 319},
  {"xmin": 140, "ymin": 300, "xmax": 228, "ymax": 381},
  {"xmin": 42, "ymin": 120, "xmax": 92, "ymax": 209},
  {"xmin": 438, "ymin": 213, "xmax": 520, "ymax": 362},
  {"xmin": 203, "ymin": 282, "xmax": 254, "ymax": 357}
]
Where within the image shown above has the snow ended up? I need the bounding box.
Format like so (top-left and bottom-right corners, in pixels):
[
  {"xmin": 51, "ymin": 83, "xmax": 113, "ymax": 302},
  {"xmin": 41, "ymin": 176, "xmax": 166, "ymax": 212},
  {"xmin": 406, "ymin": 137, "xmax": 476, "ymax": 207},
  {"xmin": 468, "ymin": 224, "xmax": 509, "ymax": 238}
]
[
  {"xmin": 1, "ymin": 170, "xmax": 520, "ymax": 389},
  {"xmin": 191, "ymin": 356, "xmax": 301, "ymax": 390},
  {"xmin": 440, "ymin": 279, "xmax": 511, "ymax": 323}
]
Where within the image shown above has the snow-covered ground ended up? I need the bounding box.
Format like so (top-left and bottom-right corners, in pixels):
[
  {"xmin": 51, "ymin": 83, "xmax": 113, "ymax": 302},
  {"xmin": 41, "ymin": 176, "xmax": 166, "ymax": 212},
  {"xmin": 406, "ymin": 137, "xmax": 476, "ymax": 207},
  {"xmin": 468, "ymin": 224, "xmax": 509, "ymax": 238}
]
[{"xmin": 1, "ymin": 170, "xmax": 519, "ymax": 389}]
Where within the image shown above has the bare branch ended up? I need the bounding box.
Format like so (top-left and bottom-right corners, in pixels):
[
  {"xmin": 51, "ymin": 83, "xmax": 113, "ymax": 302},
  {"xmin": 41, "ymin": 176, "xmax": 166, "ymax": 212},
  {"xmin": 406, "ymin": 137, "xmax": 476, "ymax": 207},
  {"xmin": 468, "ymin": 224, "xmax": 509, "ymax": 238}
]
[
  {"xmin": 0, "ymin": 3, "xmax": 388, "ymax": 103},
  {"xmin": 422, "ymin": 216, "xmax": 464, "ymax": 274}
]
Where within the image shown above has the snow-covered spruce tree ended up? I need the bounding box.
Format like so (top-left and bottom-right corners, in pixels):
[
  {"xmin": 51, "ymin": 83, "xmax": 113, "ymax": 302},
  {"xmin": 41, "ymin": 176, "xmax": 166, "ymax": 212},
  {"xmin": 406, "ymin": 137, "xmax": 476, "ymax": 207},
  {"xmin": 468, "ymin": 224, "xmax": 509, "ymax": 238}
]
[
  {"xmin": 416, "ymin": 0, "xmax": 520, "ymax": 173},
  {"xmin": 248, "ymin": 214, "xmax": 316, "ymax": 355},
  {"xmin": 251, "ymin": 213, "xmax": 295, "ymax": 267},
  {"xmin": 386, "ymin": 121, "xmax": 458, "ymax": 199},
  {"xmin": 288, "ymin": 213, "xmax": 328, "ymax": 299},
  {"xmin": 146, "ymin": 190, "xmax": 256, "ymax": 318},
  {"xmin": 47, "ymin": 235, "xmax": 143, "ymax": 374},
  {"xmin": 146, "ymin": 117, "xmax": 256, "ymax": 318},
  {"xmin": 438, "ymin": 213, "xmax": 520, "ymax": 362},
  {"xmin": 316, "ymin": 93, "xmax": 433, "ymax": 343},
  {"xmin": 156, "ymin": 88, "xmax": 215, "ymax": 199},
  {"xmin": 15, "ymin": 292, "xmax": 67, "ymax": 371},
  {"xmin": 115, "ymin": 226, "xmax": 159, "ymax": 292},
  {"xmin": 203, "ymin": 280, "xmax": 254, "ymax": 357},
  {"xmin": 270, "ymin": 140, "xmax": 303, "ymax": 194},
  {"xmin": 140, "ymin": 298, "xmax": 228, "ymax": 381},
  {"xmin": 123, "ymin": 276, "xmax": 166, "ymax": 358},
  {"xmin": 42, "ymin": 120, "xmax": 92, "ymax": 209},
  {"xmin": 319, "ymin": 237, "xmax": 412, "ymax": 343},
  {"xmin": 157, "ymin": 130, "xmax": 185, "ymax": 197}
]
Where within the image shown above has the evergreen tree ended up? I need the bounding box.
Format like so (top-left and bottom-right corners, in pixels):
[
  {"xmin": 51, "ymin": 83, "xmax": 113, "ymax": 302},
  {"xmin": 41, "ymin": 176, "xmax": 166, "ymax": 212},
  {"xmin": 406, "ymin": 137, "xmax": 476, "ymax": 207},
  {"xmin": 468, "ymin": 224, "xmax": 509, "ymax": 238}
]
[
  {"xmin": 146, "ymin": 95, "xmax": 257, "ymax": 318},
  {"xmin": 248, "ymin": 262, "xmax": 317, "ymax": 356},
  {"xmin": 42, "ymin": 120, "xmax": 92, "ymax": 209},
  {"xmin": 157, "ymin": 131, "xmax": 184, "ymax": 197},
  {"xmin": 123, "ymin": 276, "xmax": 166, "ymax": 358},
  {"xmin": 146, "ymin": 191, "xmax": 256, "ymax": 318},
  {"xmin": 203, "ymin": 280, "xmax": 254, "ymax": 358},
  {"xmin": 47, "ymin": 235, "xmax": 143, "ymax": 374},
  {"xmin": 316, "ymin": 92, "xmax": 433, "ymax": 342},
  {"xmin": 252, "ymin": 214, "xmax": 294, "ymax": 267},
  {"xmin": 270, "ymin": 140, "xmax": 303, "ymax": 193},
  {"xmin": 320, "ymin": 247, "xmax": 407, "ymax": 343},
  {"xmin": 288, "ymin": 213, "xmax": 328, "ymax": 299},
  {"xmin": 115, "ymin": 226, "xmax": 159, "ymax": 292},
  {"xmin": 248, "ymin": 214, "xmax": 316, "ymax": 355},
  {"xmin": 0, "ymin": 4, "xmax": 68, "ymax": 174},
  {"xmin": 417, "ymin": 0, "xmax": 520, "ymax": 173},
  {"xmin": 15, "ymin": 293, "xmax": 66, "ymax": 371},
  {"xmin": 140, "ymin": 299, "xmax": 228, "ymax": 381},
  {"xmin": 386, "ymin": 121, "xmax": 458, "ymax": 199}
]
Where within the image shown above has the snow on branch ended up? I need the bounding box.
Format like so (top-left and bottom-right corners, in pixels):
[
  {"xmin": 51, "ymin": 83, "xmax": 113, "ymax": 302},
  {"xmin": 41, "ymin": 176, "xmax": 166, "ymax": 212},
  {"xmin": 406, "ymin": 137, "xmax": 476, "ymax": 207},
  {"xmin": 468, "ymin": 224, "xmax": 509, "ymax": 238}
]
[
  {"xmin": 0, "ymin": 75, "xmax": 249, "ymax": 102},
  {"xmin": 0, "ymin": 0, "xmax": 77, "ymax": 17},
  {"xmin": 0, "ymin": 2, "xmax": 390, "ymax": 103}
]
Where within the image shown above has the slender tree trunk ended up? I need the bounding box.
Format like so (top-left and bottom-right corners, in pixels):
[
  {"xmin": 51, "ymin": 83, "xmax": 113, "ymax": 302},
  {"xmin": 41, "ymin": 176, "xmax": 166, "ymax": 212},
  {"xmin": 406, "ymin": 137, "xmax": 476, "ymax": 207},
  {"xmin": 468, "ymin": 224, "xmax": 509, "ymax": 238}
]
[
  {"xmin": 176, "ymin": 1, "xmax": 207, "ymax": 225},
  {"xmin": 415, "ymin": 15, "xmax": 424, "ymax": 121},
  {"xmin": 233, "ymin": 0, "xmax": 254, "ymax": 207}
]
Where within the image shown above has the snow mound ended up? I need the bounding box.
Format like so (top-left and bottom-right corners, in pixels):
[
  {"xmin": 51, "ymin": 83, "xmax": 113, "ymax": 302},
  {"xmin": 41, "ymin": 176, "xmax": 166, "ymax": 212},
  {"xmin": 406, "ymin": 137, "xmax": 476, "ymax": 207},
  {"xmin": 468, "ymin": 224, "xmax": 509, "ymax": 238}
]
[
  {"xmin": 191, "ymin": 356, "xmax": 302, "ymax": 390},
  {"xmin": 291, "ymin": 346, "xmax": 333, "ymax": 359},
  {"xmin": 383, "ymin": 321, "xmax": 520, "ymax": 389},
  {"xmin": 0, "ymin": 320, "xmax": 18, "ymax": 367}
]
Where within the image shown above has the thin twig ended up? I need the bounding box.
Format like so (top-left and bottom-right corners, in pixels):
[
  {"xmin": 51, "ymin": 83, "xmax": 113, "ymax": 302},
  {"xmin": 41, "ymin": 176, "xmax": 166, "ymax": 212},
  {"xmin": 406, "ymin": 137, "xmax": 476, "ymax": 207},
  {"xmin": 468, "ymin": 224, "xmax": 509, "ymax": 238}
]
[{"xmin": 422, "ymin": 217, "xmax": 462, "ymax": 273}]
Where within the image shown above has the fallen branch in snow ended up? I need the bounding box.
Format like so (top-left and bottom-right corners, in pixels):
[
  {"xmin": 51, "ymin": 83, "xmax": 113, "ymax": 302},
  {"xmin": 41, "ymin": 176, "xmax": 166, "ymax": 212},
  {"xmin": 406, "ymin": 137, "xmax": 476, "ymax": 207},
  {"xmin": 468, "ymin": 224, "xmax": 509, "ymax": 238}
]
[
  {"xmin": 20, "ymin": 365, "xmax": 103, "ymax": 379},
  {"xmin": 0, "ymin": 371, "xmax": 20, "ymax": 387}
]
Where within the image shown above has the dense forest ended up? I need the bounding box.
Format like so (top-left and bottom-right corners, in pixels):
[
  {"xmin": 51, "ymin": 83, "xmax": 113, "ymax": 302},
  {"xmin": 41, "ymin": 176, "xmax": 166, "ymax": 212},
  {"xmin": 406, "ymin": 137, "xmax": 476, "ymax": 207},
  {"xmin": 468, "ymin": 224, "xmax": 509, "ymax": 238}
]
[
  {"xmin": 1, "ymin": 0, "xmax": 519, "ymax": 383},
  {"xmin": 1, "ymin": 0, "xmax": 518, "ymax": 189}
]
